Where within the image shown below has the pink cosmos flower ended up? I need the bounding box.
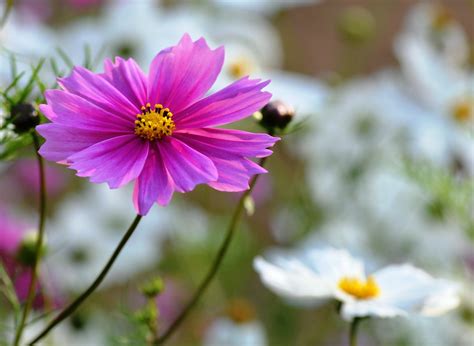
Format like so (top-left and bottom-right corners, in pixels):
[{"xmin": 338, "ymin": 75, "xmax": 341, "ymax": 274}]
[
  {"xmin": 37, "ymin": 34, "xmax": 277, "ymax": 215},
  {"xmin": 0, "ymin": 209, "xmax": 45, "ymax": 308}
]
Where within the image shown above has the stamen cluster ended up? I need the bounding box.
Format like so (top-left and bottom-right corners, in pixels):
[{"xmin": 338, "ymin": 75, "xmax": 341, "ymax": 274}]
[
  {"xmin": 338, "ymin": 276, "xmax": 380, "ymax": 300},
  {"xmin": 134, "ymin": 103, "xmax": 175, "ymax": 141}
]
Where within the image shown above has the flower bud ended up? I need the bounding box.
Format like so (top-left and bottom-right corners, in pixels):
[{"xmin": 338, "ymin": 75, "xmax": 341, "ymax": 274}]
[
  {"xmin": 10, "ymin": 103, "xmax": 40, "ymax": 134},
  {"xmin": 259, "ymin": 100, "xmax": 295, "ymax": 131},
  {"xmin": 70, "ymin": 312, "xmax": 88, "ymax": 331},
  {"xmin": 337, "ymin": 7, "xmax": 375, "ymax": 44},
  {"xmin": 140, "ymin": 277, "xmax": 165, "ymax": 298},
  {"xmin": 16, "ymin": 231, "xmax": 46, "ymax": 267}
]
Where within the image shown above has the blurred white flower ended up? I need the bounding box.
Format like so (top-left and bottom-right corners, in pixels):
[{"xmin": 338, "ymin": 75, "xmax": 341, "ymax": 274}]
[
  {"xmin": 49, "ymin": 312, "xmax": 108, "ymax": 346},
  {"xmin": 58, "ymin": 2, "xmax": 282, "ymax": 70},
  {"xmin": 375, "ymin": 313, "xmax": 474, "ymax": 346},
  {"xmin": 254, "ymin": 247, "xmax": 460, "ymax": 321},
  {"xmin": 0, "ymin": 4, "xmax": 56, "ymax": 84},
  {"xmin": 210, "ymin": 0, "xmax": 321, "ymax": 15},
  {"xmin": 204, "ymin": 299, "xmax": 266, "ymax": 346},
  {"xmin": 44, "ymin": 184, "xmax": 208, "ymax": 292},
  {"xmin": 396, "ymin": 2, "xmax": 468, "ymax": 69},
  {"xmin": 395, "ymin": 2, "xmax": 473, "ymax": 128},
  {"xmin": 3, "ymin": 311, "xmax": 107, "ymax": 345},
  {"xmin": 205, "ymin": 319, "xmax": 267, "ymax": 346},
  {"xmin": 296, "ymin": 70, "xmax": 472, "ymax": 276}
]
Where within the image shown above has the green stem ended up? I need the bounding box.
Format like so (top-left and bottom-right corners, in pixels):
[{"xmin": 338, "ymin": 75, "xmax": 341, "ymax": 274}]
[
  {"xmin": 155, "ymin": 157, "xmax": 268, "ymax": 345},
  {"xmin": 349, "ymin": 317, "xmax": 362, "ymax": 346},
  {"xmin": 146, "ymin": 297, "xmax": 158, "ymax": 346},
  {"xmin": 13, "ymin": 133, "xmax": 47, "ymax": 346},
  {"xmin": 28, "ymin": 214, "xmax": 143, "ymax": 345}
]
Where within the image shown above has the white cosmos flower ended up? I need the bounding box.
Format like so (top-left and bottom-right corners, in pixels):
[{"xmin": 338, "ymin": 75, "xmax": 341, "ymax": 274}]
[
  {"xmin": 204, "ymin": 298, "xmax": 267, "ymax": 346},
  {"xmin": 210, "ymin": 0, "xmax": 321, "ymax": 15},
  {"xmin": 395, "ymin": 2, "xmax": 473, "ymax": 127},
  {"xmin": 45, "ymin": 183, "xmax": 208, "ymax": 292},
  {"xmin": 254, "ymin": 247, "xmax": 460, "ymax": 321},
  {"xmin": 204, "ymin": 318, "xmax": 267, "ymax": 346}
]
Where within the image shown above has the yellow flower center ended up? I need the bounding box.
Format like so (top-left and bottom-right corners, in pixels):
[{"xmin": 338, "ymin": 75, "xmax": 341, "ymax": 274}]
[
  {"xmin": 338, "ymin": 276, "xmax": 380, "ymax": 300},
  {"xmin": 226, "ymin": 298, "xmax": 256, "ymax": 324},
  {"xmin": 134, "ymin": 103, "xmax": 175, "ymax": 141},
  {"xmin": 228, "ymin": 57, "xmax": 254, "ymax": 79},
  {"xmin": 451, "ymin": 99, "xmax": 472, "ymax": 123},
  {"xmin": 431, "ymin": 5, "xmax": 453, "ymax": 30}
]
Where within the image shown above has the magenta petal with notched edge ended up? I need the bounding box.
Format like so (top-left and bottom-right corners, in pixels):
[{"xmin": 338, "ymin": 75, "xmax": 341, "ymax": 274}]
[{"xmin": 38, "ymin": 33, "xmax": 278, "ymax": 215}]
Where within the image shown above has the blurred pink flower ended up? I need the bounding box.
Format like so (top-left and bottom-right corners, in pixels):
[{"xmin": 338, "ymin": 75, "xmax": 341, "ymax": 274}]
[
  {"xmin": 155, "ymin": 279, "xmax": 186, "ymax": 329},
  {"xmin": 0, "ymin": 208, "xmax": 51, "ymax": 309},
  {"xmin": 12, "ymin": 159, "xmax": 68, "ymax": 197}
]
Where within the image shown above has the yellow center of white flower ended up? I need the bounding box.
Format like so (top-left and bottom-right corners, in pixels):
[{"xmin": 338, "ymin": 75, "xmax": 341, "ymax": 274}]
[
  {"xmin": 431, "ymin": 5, "xmax": 453, "ymax": 30},
  {"xmin": 228, "ymin": 57, "xmax": 254, "ymax": 79},
  {"xmin": 338, "ymin": 276, "xmax": 380, "ymax": 300},
  {"xmin": 226, "ymin": 299, "xmax": 256, "ymax": 324},
  {"xmin": 134, "ymin": 103, "xmax": 175, "ymax": 141},
  {"xmin": 451, "ymin": 99, "xmax": 472, "ymax": 123}
]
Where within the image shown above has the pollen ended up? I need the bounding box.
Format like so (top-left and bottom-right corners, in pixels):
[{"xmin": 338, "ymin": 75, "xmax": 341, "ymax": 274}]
[
  {"xmin": 338, "ymin": 275, "xmax": 380, "ymax": 300},
  {"xmin": 451, "ymin": 99, "xmax": 472, "ymax": 123},
  {"xmin": 134, "ymin": 103, "xmax": 175, "ymax": 141}
]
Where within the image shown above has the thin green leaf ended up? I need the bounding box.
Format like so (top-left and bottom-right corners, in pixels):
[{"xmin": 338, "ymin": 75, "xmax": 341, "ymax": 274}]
[
  {"xmin": 0, "ymin": 134, "xmax": 33, "ymax": 160},
  {"xmin": 17, "ymin": 58, "xmax": 45, "ymax": 104},
  {"xmin": 55, "ymin": 47, "xmax": 74, "ymax": 69},
  {"xmin": 92, "ymin": 44, "xmax": 107, "ymax": 69},
  {"xmin": 83, "ymin": 44, "xmax": 93, "ymax": 70},
  {"xmin": 2, "ymin": 71, "xmax": 25, "ymax": 97},
  {"xmin": 0, "ymin": 262, "xmax": 20, "ymax": 313},
  {"xmin": 0, "ymin": 0, "xmax": 15, "ymax": 28},
  {"xmin": 9, "ymin": 52, "xmax": 18, "ymax": 83},
  {"xmin": 49, "ymin": 57, "xmax": 61, "ymax": 76}
]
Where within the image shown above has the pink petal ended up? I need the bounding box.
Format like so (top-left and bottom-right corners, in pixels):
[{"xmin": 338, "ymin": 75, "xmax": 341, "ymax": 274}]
[
  {"xmin": 174, "ymin": 130, "xmax": 275, "ymax": 191},
  {"xmin": 174, "ymin": 77, "xmax": 271, "ymax": 129},
  {"xmin": 41, "ymin": 90, "xmax": 133, "ymax": 131},
  {"xmin": 159, "ymin": 137, "xmax": 218, "ymax": 193},
  {"xmin": 133, "ymin": 144, "xmax": 174, "ymax": 215},
  {"xmin": 174, "ymin": 128, "xmax": 279, "ymax": 158},
  {"xmin": 68, "ymin": 135, "xmax": 149, "ymax": 189},
  {"xmin": 102, "ymin": 57, "xmax": 147, "ymax": 108},
  {"xmin": 208, "ymin": 156, "xmax": 267, "ymax": 192},
  {"xmin": 58, "ymin": 66, "xmax": 140, "ymax": 119},
  {"xmin": 147, "ymin": 33, "xmax": 224, "ymax": 113},
  {"xmin": 37, "ymin": 123, "xmax": 124, "ymax": 163}
]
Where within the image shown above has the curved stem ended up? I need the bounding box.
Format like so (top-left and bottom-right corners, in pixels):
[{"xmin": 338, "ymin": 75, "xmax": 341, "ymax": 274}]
[
  {"xmin": 349, "ymin": 317, "xmax": 361, "ymax": 346},
  {"xmin": 13, "ymin": 132, "xmax": 47, "ymax": 346},
  {"xmin": 28, "ymin": 214, "xmax": 143, "ymax": 345},
  {"xmin": 155, "ymin": 157, "xmax": 268, "ymax": 345}
]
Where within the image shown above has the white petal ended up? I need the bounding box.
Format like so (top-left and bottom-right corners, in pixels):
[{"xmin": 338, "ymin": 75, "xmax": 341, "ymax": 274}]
[
  {"xmin": 304, "ymin": 247, "xmax": 366, "ymax": 285},
  {"xmin": 253, "ymin": 257, "xmax": 332, "ymax": 302},
  {"xmin": 341, "ymin": 300, "xmax": 407, "ymax": 321},
  {"xmin": 373, "ymin": 264, "xmax": 460, "ymax": 316},
  {"xmin": 420, "ymin": 280, "xmax": 460, "ymax": 316}
]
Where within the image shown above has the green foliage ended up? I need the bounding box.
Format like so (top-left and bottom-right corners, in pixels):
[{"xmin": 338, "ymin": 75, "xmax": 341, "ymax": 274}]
[{"xmin": 404, "ymin": 159, "xmax": 474, "ymax": 240}]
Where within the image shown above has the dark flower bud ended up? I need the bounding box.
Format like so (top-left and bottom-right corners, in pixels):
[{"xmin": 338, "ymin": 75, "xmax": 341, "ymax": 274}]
[
  {"xmin": 259, "ymin": 100, "xmax": 295, "ymax": 131},
  {"xmin": 70, "ymin": 312, "xmax": 88, "ymax": 331},
  {"xmin": 10, "ymin": 103, "xmax": 39, "ymax": 133}
]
